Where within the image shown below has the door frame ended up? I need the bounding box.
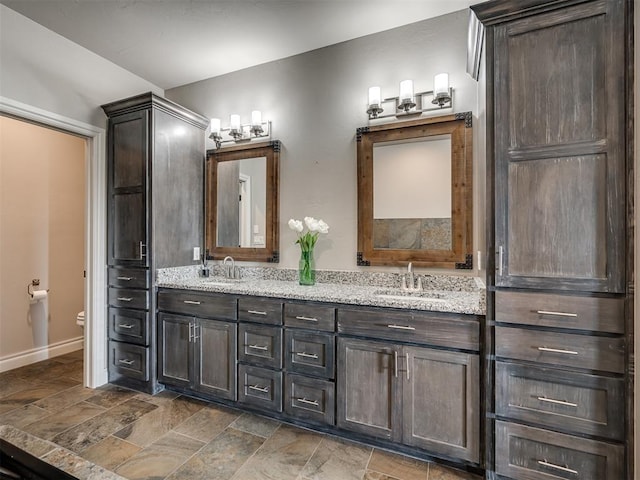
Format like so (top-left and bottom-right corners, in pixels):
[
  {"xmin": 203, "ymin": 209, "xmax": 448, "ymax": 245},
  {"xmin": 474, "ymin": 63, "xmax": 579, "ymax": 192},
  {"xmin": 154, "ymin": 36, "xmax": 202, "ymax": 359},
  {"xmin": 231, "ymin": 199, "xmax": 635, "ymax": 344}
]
[{"xmin": 0, "ymin": 96, "xmax": 108, "ymax": 388}]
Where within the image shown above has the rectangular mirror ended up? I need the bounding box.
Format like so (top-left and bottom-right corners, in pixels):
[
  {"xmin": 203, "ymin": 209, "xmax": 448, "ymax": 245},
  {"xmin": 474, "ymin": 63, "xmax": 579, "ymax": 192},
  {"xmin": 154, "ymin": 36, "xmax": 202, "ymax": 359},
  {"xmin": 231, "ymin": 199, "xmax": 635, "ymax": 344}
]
[
  {"xmin": 357, "ymin": 113, "xmax": 473, "ymax": 268},
  {"xmin": 206, "ymin": 141, "xmax": 280, "ymax": 262}
]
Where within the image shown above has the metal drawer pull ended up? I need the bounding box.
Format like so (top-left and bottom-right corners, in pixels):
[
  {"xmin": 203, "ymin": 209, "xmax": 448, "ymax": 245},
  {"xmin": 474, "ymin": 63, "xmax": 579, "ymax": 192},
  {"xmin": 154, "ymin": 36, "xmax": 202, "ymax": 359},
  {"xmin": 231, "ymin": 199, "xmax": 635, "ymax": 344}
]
[
  {"xmin": 536, "ymin": 310, "xmax": 578, "ymax": 318},
  {"xmin": 249, "ymin": 384, "xmax": 269, "ymax": 393},
  {"xmin": 248, "ymin": 344, "xmax": 269, "ymax": 351},
  {"xmin": 118, "ymin": 323, "xmax": 135, "ymax": 329},
  {"xmin": 189, "ymin": 322, "xmax": 193, "ymax": 342},
  {"xmin": 247, "ymin": 310, "xmax": 267, "ymax": 316},
  {"xmin": 394, "ymin": 350, "xmax": 398, "ymax": 378},
  {"xmin": 295, "ymin": 315, "xmax": 318, "ymax": 322},
  {"xmin": 193, "ymin": 324, "xmax": 200, "ymax": 341},
  {"xmin": 387, "ymin": 324, "xmax": 415, "ymax": 331},
  {"xmin": 116, "ymin": 276, "xmax": 132, "ymax": 281},
  {"xmin": 118, "ymin": 359, "xmax": 135, "ymax": 366},
  {"xmin": 183, "ymin": 300, "xmax": 202, "ymax": 305},
  {"xmin": 537, "ymin": 346, "xmax": 579, "ymax": 355},
  {"xmin": 537, "ymin": 396, "xmax": 578, "ymax": 408},
  {"xmin": 406, "ymin": 352, "xmax": 410, "ymax": 381},
  {"xmin": 296, "ymin": 397, "xmax": 319, "ymax": 407},
  {"xmin": 117, "ymin": 297, "xmax": 133, "ymax": 302},
  {"xmin": 139, "ymin": 241, "xmax": 146, "ymax": 259},
  {"xmin": 296, "ymin": 352, "xmax": 319, "ymax": 359},
  {"xmin": 537, "ymin": 460, "xmax": 578, "ymax": 475}
]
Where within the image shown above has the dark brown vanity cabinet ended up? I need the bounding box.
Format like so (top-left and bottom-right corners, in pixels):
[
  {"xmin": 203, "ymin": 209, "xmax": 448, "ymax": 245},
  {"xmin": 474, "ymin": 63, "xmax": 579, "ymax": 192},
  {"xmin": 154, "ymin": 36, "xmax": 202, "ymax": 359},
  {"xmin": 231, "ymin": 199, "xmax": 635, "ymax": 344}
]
[
  {"xmin": 103, "ymin": 93, "xmax": 208, "ymax": 393},
  {"xmin": 337, "ymin": 308, "xmax": 481, "ymax": 464},
  {"xmin": 157, "ymin": 290, "xmax": 237, "ymax": 400},
  {"xmin": 472, "ymin": 0, "xmax": 633, "ymax": 477}
]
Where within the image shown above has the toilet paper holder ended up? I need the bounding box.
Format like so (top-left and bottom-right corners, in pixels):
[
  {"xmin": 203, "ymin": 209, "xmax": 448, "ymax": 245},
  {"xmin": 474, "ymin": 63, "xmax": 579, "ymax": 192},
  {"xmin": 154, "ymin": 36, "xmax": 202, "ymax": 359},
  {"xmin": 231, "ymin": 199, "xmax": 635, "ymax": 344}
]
[{"xmin": 27, "ymin": 279, "xmax": 49, "ymax": 298}]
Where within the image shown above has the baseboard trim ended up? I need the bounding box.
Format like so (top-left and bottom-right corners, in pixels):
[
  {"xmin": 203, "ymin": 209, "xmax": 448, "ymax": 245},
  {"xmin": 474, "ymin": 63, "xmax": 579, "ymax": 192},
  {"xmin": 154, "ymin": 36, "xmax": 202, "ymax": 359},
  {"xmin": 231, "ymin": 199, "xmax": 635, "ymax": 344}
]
[{"xmin": 0, "ymin": 337, "xmax": 84, "ymax": 373}]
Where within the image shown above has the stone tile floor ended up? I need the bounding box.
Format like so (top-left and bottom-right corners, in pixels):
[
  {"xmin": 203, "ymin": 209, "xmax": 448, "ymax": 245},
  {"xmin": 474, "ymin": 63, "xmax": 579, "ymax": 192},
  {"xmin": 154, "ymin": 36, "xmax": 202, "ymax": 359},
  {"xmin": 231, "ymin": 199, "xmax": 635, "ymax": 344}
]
[{"xmin": 0, "ymin": 351, "xmax": 480, "ymax": 480}]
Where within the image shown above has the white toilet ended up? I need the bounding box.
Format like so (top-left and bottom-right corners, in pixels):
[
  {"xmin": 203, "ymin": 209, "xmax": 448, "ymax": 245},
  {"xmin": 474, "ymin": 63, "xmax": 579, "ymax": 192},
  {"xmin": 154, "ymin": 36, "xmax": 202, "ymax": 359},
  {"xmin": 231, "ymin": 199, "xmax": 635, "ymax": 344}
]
[{"xmin": 76, "ymin": 310, "xmax": 85, "ymax": 328}]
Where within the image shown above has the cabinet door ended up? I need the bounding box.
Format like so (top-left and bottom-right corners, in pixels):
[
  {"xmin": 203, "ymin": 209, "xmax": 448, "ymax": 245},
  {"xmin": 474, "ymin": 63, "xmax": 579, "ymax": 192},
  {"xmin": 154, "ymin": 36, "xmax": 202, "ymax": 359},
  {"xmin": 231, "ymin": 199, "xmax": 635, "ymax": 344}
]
[
  {"xmin": 195, "ymin": 319, "xmax": 237, "ymax": 400},
  {"xmin": 336, "ymin": 338, "xmax": 401, "ymax": 441},
  {"xmin": 493, "ymin": 0, "xmax": 625, "ymax": 292},
  {"xmin": 402, "ymin": 347, "xmax": 479, "ymax": 463},
  {"xmin": 108, "ymin": 110, "xmax": 149, "ymax": 267},
  {"xmin": 158, "ymin": 313, "xmax": 191, "ymax": 389}
]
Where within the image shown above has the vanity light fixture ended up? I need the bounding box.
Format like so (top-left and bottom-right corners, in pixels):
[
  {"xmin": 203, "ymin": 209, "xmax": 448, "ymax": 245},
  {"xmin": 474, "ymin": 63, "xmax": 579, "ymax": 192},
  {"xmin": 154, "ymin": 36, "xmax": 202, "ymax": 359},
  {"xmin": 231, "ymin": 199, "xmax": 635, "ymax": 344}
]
[
  {"xmin": 366, "ymin": 73, "xmax": 453, "ymax": 120},
  {"xmin": 209, "ymin": 111, "xmax": 271, "ymax": 149}
]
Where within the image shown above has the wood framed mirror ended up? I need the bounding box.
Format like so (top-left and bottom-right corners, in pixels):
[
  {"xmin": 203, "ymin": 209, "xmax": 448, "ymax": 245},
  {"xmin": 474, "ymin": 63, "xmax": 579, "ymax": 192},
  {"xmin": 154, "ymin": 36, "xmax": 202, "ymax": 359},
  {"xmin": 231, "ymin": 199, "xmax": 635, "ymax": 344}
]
[
  {"xmin": 357, "ymin": 113, "xmax": 473, "ymax": 268},
  {"xmin": 206, "ymin": 140, "xmax": 280, "ymax": 262}
]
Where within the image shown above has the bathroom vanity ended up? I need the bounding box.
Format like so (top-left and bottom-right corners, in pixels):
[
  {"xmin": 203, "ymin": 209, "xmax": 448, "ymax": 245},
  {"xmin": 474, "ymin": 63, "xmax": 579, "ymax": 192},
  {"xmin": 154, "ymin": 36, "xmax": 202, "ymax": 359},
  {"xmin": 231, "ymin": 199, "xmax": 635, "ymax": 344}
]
[{"xmin": 149, "ymin": 270, "xmax": 486, "ymax": 472}]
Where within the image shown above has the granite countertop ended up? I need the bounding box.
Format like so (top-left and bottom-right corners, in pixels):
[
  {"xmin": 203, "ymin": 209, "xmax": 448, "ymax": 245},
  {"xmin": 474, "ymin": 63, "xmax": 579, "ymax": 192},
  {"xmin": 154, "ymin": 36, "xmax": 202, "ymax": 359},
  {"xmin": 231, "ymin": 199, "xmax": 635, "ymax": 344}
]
[
  {"xmin": 157, "ymin": 268, "xmax": 486, "ymax": 316},
  {"xmin": 0, "ymin": 425, "xmax": 125, "ymax": 480}
]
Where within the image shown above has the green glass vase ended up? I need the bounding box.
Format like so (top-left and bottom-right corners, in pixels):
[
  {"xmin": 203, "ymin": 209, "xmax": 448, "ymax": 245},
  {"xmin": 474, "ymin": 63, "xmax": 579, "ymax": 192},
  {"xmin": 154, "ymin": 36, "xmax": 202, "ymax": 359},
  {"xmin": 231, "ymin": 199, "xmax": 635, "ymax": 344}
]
[{"xmin": 299, "ymin": 249, "xmax": 316, "ymax": 286}]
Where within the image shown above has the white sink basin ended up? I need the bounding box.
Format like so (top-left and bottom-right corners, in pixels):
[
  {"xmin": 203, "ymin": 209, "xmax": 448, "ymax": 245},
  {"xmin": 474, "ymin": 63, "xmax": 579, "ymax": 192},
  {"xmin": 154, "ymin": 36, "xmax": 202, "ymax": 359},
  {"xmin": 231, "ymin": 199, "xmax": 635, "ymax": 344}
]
[
  {"xmin": 202, "ymin": 279, "xmax": 242, "ymax": 287},
  {"xmin": 375, "ymin": 293, "xmax": 447, "ymax": 303}
]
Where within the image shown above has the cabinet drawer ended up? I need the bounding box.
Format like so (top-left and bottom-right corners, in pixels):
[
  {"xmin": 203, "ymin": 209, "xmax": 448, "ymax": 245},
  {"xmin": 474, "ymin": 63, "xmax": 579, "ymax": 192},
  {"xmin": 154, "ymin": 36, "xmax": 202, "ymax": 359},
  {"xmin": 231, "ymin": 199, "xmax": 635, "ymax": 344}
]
[
  {"xmin": 338, "ymin": 307, "xmax": 479, "ymax": 351},
  {"xmin": 108, "ymin": 267, "xmax": 150, "ymax": 289},
  {"xmin": 496, "ymin": 326, "xmax": 625, "ymax": 373},
  {"xmin": 157, "ymin": 289, "xmax": 236, "ymax": 320},
  {"xmin": 285, "ymin": 373, "xmax": 335, "ymax": 425},
  {"xmin": 285, "ymin": 330, "xmax": 335, "ymax": 379},
  {"xmin": 284, "ymin": 303, "xmax": 335, "ymax": 331},
  {"xmin": 108, "ymin": 287, "xmax": 149, "ymax": 310},
  {"xmin": 496, "ymin": 421, "xmax": 624, "ymax": 480},
  {"xmin": 238, "ymin": 364, "xmax": 282, "ymax": 412},
  {"xmin": 108, "ymin": 340, "xmax": 149, "ymax": 381},
  {"xmin": 238, "ymin": 297, "xmax": 282, "ymax": 325},
  {"xmin": 108, "ymin": 308, "xmax": 149, "ymax": 345},
  {"xmin": 496, "ymin": 291, "xmax": 624, "ymax": 333},
  {"xmin": 496, "ymin": 362, "xmax": 624, "ymax": 440},
  {"xmin": 238, "ymin": 323, "xmax": 282, "ymax": 369}
]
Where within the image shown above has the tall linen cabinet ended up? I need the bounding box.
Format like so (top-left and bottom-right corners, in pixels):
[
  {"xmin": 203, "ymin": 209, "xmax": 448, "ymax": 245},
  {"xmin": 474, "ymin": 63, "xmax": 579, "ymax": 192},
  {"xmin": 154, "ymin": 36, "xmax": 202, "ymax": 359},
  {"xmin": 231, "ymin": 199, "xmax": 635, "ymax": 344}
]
[
  {"xmin": 472, "ymin": 0, "xmax": 634, "ymax": 479},
  {"xmin": 102, "ymin": 93, "xmax": 208, "ymax": 394}
]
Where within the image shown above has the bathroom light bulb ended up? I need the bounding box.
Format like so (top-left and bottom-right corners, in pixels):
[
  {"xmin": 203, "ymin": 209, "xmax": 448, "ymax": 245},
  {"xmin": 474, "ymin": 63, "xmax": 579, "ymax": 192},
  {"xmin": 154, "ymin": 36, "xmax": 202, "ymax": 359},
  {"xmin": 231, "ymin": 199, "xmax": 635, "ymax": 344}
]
[
  {"xmin": 210, "ymin": 118, "xmax": 221, "ymax": 135},
  {"xmin": 251, "ymin": 110, "xmax": 262, "ymax": 127},
  {"xmin": 434, "ymin": 73, "xmax": 449, "ymax": 96},
  {"xmin": 229, "ymin": 114, "xmax": 241, "ymax": 132},
  {"xmin": 399, "ymin": 80, "xmax": 414, "ymax": 102},
  {"xmin": 368, "ymin": 86, "xmax": 381, "ymax": 107}
]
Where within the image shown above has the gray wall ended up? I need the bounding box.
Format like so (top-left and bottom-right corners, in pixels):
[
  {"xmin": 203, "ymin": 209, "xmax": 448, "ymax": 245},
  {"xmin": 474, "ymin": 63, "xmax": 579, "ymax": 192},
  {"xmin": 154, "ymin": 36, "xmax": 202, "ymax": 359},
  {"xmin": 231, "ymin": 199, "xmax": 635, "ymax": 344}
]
[
  {"xmin": 0, "ymin": 5, "xmax": 162, "ymax": 127},
  {"xmin": 168, "ymin": 10, "xmax": 484, "ymax": 274}
]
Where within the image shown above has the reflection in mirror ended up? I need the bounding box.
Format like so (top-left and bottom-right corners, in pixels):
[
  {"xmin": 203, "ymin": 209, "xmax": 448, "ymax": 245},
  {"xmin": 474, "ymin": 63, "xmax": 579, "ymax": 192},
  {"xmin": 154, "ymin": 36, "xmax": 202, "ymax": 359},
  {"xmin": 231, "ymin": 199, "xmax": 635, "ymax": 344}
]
[
  {"xmin": 357, "ymin": 113, "xmax": 473, "ymax": 268},
  {"xmin": 216, "ymin": 156, "xmax": 266, "ymax": 248},
  {"xmin": 206, "ymin": 141, "xmax": 279, "ymax": 262},
  {"xmin": 373, "ymin": 135, "xmax": 452, "ymax": 250}
]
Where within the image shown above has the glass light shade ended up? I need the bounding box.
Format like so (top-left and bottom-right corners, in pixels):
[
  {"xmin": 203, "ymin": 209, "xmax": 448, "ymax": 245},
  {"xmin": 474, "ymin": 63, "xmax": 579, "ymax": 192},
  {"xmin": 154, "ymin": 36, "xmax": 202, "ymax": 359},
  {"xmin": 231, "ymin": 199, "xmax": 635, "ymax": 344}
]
[
  {"xmin": 229, "ymin": 114, "xmax": 241, "ymax": 131},
  {"xmin": 210, "ymin": 118, "xmax": 221, "ymax": 135},
  {"xmin": 368, "ymin": 86, "xmax": 381, "ymax": 107},
  {"xmin": 399, "ymin": 80, "xmax": 414, "ymax": 102},
  {"xmin": 251, "ymin": 110, "xmax": 262, "ymax": 127},
  {"xmin": 434, "ymin": 73, "xmax": 449, "ymax": 96}
]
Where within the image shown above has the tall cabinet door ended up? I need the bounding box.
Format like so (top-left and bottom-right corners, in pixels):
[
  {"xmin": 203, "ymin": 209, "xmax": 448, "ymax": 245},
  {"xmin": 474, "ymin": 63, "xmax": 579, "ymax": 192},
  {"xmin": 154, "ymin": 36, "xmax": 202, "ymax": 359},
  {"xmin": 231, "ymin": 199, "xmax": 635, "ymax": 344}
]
[
  {"xmin": 194, "ymin": 319, "xmax": 237, "ymax": 401},
  {"xmin": 336, "ymin": 338, "xmax": 401, "ymax": 442},
  {"xmin": 108, "ymin": 110, "xmax": 149, "ymax": 267},
  {"xmin": 493, "ymin": 0, "xmax": 626, "ymax": 293},
  {"xmin": 402, "ymin": 347, "xmax": 479, "ymax": 463},
  {"xmin": 158, "ymin": 313, "xmax": 191, "ymax": 389}
]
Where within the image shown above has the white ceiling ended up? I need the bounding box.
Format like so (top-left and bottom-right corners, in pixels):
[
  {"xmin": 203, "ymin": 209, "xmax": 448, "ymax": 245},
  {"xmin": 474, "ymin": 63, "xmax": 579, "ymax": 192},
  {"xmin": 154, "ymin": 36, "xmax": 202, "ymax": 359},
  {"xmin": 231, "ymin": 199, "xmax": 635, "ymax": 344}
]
[{"xmin": 1, "ymin": 0, "xmax": 482, "ymax": 90}]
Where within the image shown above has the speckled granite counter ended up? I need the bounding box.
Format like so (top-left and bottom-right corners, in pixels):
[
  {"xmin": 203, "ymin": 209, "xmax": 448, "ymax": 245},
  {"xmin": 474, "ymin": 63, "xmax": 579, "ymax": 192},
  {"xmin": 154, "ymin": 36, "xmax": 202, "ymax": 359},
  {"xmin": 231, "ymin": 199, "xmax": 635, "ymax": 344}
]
[
  {"xmin": 0, "ymin": 425, "xmax": 126, "ymax": 480},
  {"xmin": 157, "ymin": 266, "xmax": 486, "ymax": 316}
]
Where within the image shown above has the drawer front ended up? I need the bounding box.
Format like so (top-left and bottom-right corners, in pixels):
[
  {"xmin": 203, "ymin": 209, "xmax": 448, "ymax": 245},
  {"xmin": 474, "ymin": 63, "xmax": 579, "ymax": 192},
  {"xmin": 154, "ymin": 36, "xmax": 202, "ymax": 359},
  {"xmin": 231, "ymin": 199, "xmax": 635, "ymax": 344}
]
[
  {"xmin": 108, "ymin": 340, "xmax": 149, "ymax": 381},
  {"xmin": 338, "ymin": 308, "xmax": 479, "ymax": 351},
  {"xmin": 285, "ymin": 330, "xmax": 335, "ymax": 379},
  {"xmin": 284, "ymin": 373, "xmax": 335, "ymax": 425},
  {"xmin": 157, "ymin": 289, "xmax": 237, "ymax": 320},
  {"xmin": 108, "ymin": 267, "xmax": 149, "ymax": 289},
  {"xmin": 284, "ymin": 303, "xmax": 335, "ymax": 331},
  {"xmin": 496, "ymin": 291, "xmax": 624, "ymax": 334},
  {"xmin": 496, "ymin": 362, "xmax": 624, "ymax": 440},
  {"xmin": 496, "ymin": 421, "xmax": 624, "ymax": 480},
  {"xmin": 108, "ymin": 307, "xmax": 149, "ymax": 345},
  {"xmin": 238, "ymin": 323, "xmax": 282, "ymax": 369},
  {"xmin": 496, "ymin": 326, "xmax": 625, "ymax": 373},
  {"xmin": 238, "ymin": 297, "xmax": 283, "ymax": 325},
  {"xmin": 108, "ymin": 287, "xmax": 149, "ymax": 310},
  {"xmin": 238, "ymin": 364, "xmax": 282, "ymax": 412}
]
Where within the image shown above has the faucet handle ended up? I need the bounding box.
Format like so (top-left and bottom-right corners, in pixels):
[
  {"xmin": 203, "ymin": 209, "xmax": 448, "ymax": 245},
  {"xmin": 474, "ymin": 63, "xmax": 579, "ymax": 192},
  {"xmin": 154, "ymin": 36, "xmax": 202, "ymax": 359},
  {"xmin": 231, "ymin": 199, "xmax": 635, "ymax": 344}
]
[
  {"xmin": 401, "ymin": 275, "xmax": 408, "ymax": 290},
  {"xmin": 416, "ymin": 276, "xmax": 423, "ymax": 290}
]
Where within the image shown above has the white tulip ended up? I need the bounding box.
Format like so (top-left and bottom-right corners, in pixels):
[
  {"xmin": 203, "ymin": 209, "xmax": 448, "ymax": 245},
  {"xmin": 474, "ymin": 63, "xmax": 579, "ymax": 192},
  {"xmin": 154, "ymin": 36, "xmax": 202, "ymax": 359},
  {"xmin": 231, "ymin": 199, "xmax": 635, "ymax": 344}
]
[
  {"xmin": 288, "ymin": 218, "xmax": 303, "ymax": 232},
  {"xmin": 316, "ymin": 219, "xmax": 329, "ymax": 234},
  {"xmin": 304, "ymin": 216, "xmax": 319, "ymax": 231}
]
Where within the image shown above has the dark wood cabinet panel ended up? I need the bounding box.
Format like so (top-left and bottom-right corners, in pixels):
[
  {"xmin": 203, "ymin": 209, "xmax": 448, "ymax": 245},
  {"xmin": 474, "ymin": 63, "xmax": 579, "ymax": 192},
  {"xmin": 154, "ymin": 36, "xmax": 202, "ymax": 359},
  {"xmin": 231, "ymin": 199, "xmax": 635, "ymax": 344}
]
[
  {"xmin": 284, "ymin": 373, "xmax": 335, "ymax": 426},
  {"xmin": 108, "ymin": 307, "xmax": 149, "ymax": 346},
  {"xmin": 285, "ymin": 329, "xmax": 335, "ymax": 379},
  {"xmin": 108, "ymin": 340, "xmax": 149, "ymax": 382},
  {"xmin": 157, "ymin": 289, "xmax": 237, "ymax": 320},
  {"xmin": 402, "ymin": 347, "xmax": 479, "ymax": 463},
  {"xmin": 158, "ymin": 313, "xmax": 191, "ymax": 389},
  {"xmin": 238, "ymin": 364, "xmax": 283, "ymax": 412},
  {"xmin": 238, "ymin": 323, "xmax": 282, "ymax": 369},
  {"xmin": 238, "ymin": 297, "xmax": 283, "ymax": 325},
  {"xmin": 195, "ymin": 319, "xmax": 236, "ymax": 400}
]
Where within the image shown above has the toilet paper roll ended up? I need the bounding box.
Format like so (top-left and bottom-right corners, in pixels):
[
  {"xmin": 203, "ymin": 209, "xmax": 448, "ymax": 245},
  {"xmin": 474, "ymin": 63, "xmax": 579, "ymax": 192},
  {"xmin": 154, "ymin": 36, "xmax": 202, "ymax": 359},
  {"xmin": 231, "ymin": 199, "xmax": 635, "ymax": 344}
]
[{"xmin": 31, "ymin": 289, "xmax": 48, "ymax": 301}]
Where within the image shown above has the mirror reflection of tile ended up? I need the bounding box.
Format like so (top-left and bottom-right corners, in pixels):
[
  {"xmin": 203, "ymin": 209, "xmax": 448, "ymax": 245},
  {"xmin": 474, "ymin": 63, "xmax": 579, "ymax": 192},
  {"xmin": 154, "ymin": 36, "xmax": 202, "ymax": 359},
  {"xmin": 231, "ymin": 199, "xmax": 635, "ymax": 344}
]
[{"xmin": 373, "ymin": 218, "xmax": 452, "ymax": 250}]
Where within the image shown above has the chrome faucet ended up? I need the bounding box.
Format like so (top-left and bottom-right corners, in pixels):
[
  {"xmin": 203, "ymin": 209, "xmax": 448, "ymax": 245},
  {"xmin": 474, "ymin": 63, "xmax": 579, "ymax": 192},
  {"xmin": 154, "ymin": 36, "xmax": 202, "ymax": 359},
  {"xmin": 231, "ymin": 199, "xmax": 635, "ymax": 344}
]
[
  {"xmin": 222, "ymin": 256, "xmax": 240, "ymax": 279},
  {"xmin": 401, "ymin": 262, "xmax": 422, "ymax": 291}
]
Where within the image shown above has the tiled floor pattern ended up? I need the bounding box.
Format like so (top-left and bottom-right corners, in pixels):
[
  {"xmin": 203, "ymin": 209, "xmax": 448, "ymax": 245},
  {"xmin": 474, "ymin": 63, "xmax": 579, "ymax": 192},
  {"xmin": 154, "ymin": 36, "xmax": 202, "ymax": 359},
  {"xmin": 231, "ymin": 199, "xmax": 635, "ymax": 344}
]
[{"xmin": 0, "ymin": 351, "xmax": 480, "ymax": 480}]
